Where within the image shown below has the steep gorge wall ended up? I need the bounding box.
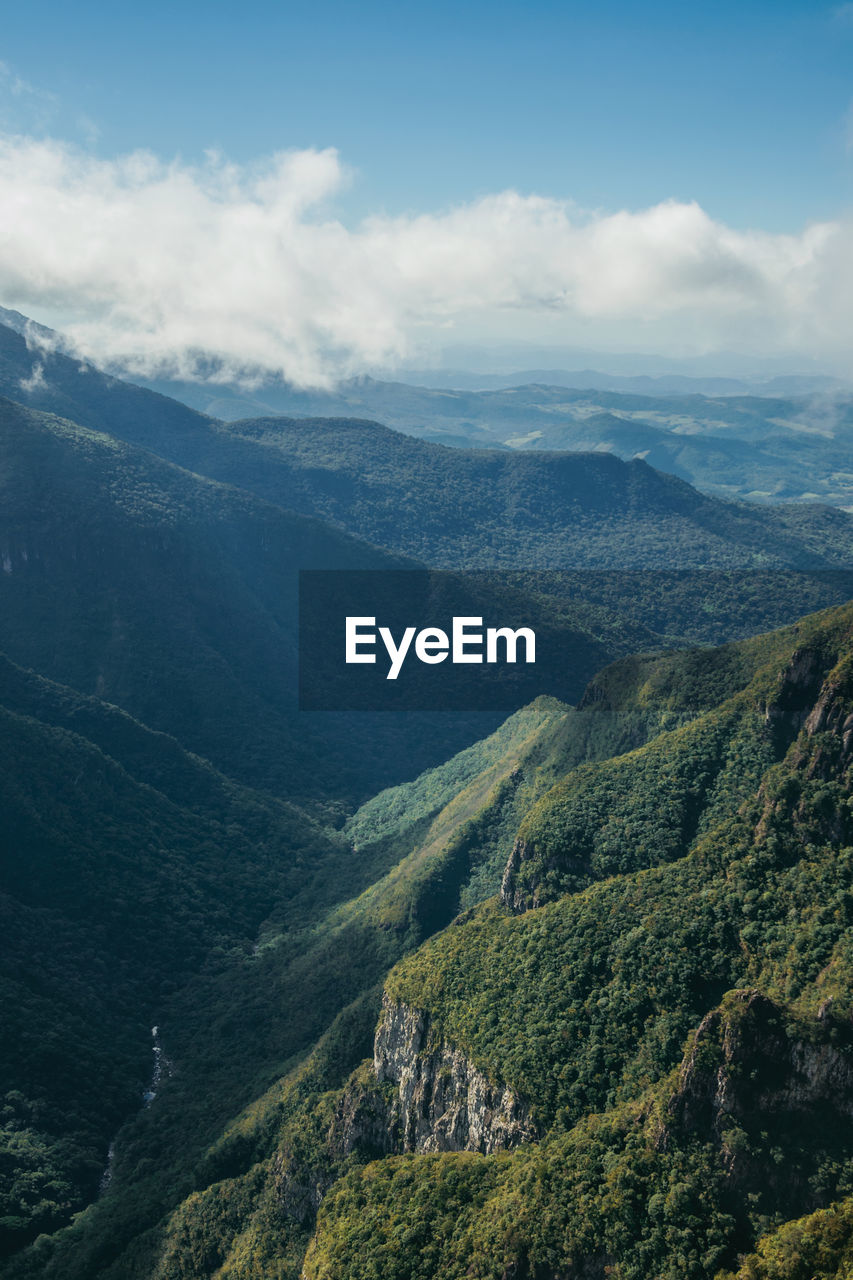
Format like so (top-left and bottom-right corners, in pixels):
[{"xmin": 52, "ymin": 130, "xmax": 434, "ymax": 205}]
[
  {"xmin": 326, "ymin": 993, "xmax": 535, "ymax": 1163},
  {"xmin": 371, "ymin": 992, "xmax": 535, "ymax": 1155}
]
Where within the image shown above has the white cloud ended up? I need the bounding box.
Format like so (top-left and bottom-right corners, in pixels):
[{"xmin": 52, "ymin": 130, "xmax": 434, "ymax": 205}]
[
  {"xmin": 0, "ymin": 135, "xmax": 849, "ymax": 386},
  {"xmin": 0, "ymin": 61, "xmax": 42, "ymax": 99},
  {"xmin": 18, "ymin": 359, "xmax": 45, "ymax": 392},
  {"xmin": 0, "ymin": 62, "xmax": 58, "ymax": 134}
]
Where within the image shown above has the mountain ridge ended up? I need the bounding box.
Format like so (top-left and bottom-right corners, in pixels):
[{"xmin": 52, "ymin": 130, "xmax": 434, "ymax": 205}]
[{"xmin": 5, "ymin": 313, "xmax": 853, "ymax": 568}]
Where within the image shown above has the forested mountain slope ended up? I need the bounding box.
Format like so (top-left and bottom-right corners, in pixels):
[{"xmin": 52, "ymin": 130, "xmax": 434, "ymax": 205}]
[
  {"xmin": 0, "ymin": 320, "xmax": 214, "ymax": 448},
  {"xmin": 13, "ymin": 600, "xmax": 853, "ymax": 1280},
  {"xmin": 205, "ymin": 415, "xmax": 853, "ymax": 569},
  {"xmin": 0, "ymin": 652, "xmax": 348, "ymax": 1256},
  {"xmin": 0, "ymin": 394, "xmax": 507, "ymax": 801},
  {"xmin": 2, "ymin": 697, "xmax": 576, "ymax": 1277},
  {"xmin": 6, "ymin": 388, "xmax": 849, "ymax": 813},
  {"xmin": 6, "ymin": 382, "xmax": 852, "ymax": 1273},
  {"xmin": 300, "ymin": 601, "xmax": 853, "ymax": 1280},
  {"xmin": 0, "ymin": 669, "xmax": 565, "ymax": 1262}
]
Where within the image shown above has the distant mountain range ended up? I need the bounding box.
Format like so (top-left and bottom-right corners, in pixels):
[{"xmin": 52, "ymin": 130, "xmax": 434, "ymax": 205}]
[
  {"xmin": 5, "ymin": 320, "xmax": 853, "ymax": 568},
  {"xmin": 137, "ymin": 370, "xmax": 853, "ymax": 508},
  {"xmin": 8, "ymin": 306, "xmax": 853, "ymax": 508},
  {"xmin": 391, "ymin": 366, "xmax": 850, "ymax": 396}
]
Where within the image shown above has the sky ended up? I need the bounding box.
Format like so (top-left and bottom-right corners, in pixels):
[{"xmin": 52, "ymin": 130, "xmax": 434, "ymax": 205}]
[{"xmin": 2, "ymin": 0, "xmax": 853, "ymax": 383}]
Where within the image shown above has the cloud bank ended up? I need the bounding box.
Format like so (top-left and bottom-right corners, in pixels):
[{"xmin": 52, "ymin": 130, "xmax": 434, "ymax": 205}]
[{"xmin": 0, "ymin": 136, "xmax": 850, "ymax": 386}]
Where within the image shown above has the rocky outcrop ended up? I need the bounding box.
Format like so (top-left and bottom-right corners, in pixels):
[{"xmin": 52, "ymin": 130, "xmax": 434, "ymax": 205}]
[
  {"xmin": 286, "ymin": 993, "xmax": 535, "ymax": 1240},
  {"xmin": 799, "ymin": 676, "xmax": 853, "ymax": 782},
  {"xmin": 762, "ymin": 645, "xmax": 829, "ymax": 738},
  {"xmin": 804, "ymin": 686, "xmax": 853, "ymax": 745},
  {"xmin": 326, "ymin": 1066, "xmax": 398, "ymax": 1161},
  {"xmin": 666, "ymin": 989, "xmax": 853, "ymax": 1189},
  {"xmin": 501, "ymin": 835, "xmax": 586, "ymax": 914},
  {"xmin": 370, "ymin": 992, "xmax": 536, "ymax": 1155},
  {"xmin": 500, "ymin": 837, "xmax": 527, "ymax": 912},
  {"xmin": 273, "ymin": 1150, "xmax": 332, "ymax": 1230},
  {"xmin": 762, "ymin": 637, "xmax": 853, "ymax": 757},
  {"xmin": 755, "ymin": 651, "xmax": 853, "ymax": 846}
]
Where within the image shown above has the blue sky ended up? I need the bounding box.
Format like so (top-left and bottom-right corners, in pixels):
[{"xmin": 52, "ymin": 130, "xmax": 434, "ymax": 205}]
[
  {"xmin": 3, "ymin": 0, "xmax": 852, "ymax": 228},
  {"xmin": 2, "ymin": 1, "xmax": 853, "ymax": 379}
]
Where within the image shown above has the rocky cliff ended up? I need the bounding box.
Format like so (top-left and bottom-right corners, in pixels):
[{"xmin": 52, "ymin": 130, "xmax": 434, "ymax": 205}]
[
  {"xmin": 665, "ymin": 988, "xmax": 853, "ymax": 1220},
  {"xmin": 326, "ymin": 992, "xmax": 536, "ymax": 1162},
  {"xmin": 371, "ymin": 992, "xmax": 536, "ymax": 1155}
]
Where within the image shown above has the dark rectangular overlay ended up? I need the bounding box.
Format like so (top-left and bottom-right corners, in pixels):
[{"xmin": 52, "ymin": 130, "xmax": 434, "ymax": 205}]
[{"xmin": 299, "ymin": 569, "xmax": 853, "ymax": 712}]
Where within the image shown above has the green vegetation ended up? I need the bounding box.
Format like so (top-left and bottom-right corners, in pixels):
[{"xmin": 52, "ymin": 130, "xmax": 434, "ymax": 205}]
[
  {"xmin": 218, "ymin": 415, "xmax": 853, "ymax": 570},
  {"xmin": 11, "ymin": 601, "xmax": 853, "ymax": 1280},
  {"xmin": 7, "ymin": 312, "xmax": 853, "ymax": 1279},
  {"xmin": 296, "ymin": 604, "xmax": 853, "ymax": 1280},
  {"xmin": 0, "ymin": 664, "xmax": 343, "ymax": 1255},
  {"xmin": 0, "ymin": 394, "xmax": 517, "ymax": 803},
  {"xmin": 719, "ymin": 1199, "xmax": 853, "ymax": 1279},
  {"xmin": 302, "ymin": 1118, "xmax": 739, "ymax": 1280},
  {"xmin": 0, "ymin": 682, "xmax": 570, "ymax": 1274}
]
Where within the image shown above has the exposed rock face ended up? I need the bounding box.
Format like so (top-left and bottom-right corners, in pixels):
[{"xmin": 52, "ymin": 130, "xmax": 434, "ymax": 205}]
[
  {"xmin": 501, "ymin": 835, "xmax": 583, "ymax": 914},
  {"xmin": 289, "ymin": 992, "xmax": 535, "ymax": 1244},
  {"xmin": 800, "ymin": 676, "xmax": 853, "ymax": 781},
  {"xmin": 755, "ymin": 651, "xmax": 853, "ymax": 846},
  {"xmin": 667, "ymin": 989, "xmax": 853, "ymax": 1195},
  {"xmin": 500, "ymin": 837, "xmax": 527, "ymax": 912},
  {"xmin": 804, "ymin": 684, "xmax": 853, "ymax": 743},
  {"xmin": 762, "ymin": 637, "xmax": 853, "ymax": 766},
  {"xmin": 326, "ymin": 1068, "xmax": 398, "ymax": 1161},
  {"xmin": 273, "ymin": 1150, "xmax": 334, "ymax": 1230},
  {"xmin": 763, "ymin": 645, "xmax": 827, "ymax": 734},
  {"xmin": 372, "ymin": 993, "xmax": 536, "ymax": 1155}
]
